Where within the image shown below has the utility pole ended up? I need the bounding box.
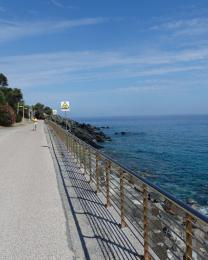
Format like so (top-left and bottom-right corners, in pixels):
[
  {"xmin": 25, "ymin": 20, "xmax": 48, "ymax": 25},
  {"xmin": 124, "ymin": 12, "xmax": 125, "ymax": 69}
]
[
  {"xmin": 65, "ymin": 111, "xmax": 67, "ymax": 130},
  {"xmin": 17, "ymin": 102, "xmax": 19, "ymax": 114},
  {"xmin": 18, "ymin": 103, "xmax": 24, "ymax": 122},
  {"xmin": 22, "ymin": 105, "xmax": 25, "ymax": 122}
]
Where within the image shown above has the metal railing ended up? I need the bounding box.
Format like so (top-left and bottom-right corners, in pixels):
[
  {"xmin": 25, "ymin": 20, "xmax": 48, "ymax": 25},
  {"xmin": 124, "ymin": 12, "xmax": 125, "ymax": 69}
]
[{"xmin": 47, "ymin": 120, "xmax": 208, "ymax": 260}]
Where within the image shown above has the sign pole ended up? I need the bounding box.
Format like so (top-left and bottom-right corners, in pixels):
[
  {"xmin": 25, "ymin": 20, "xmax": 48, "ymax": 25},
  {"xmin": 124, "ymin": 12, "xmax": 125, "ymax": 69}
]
[
  {"xmin": 60, "ymin": 101, "xmax": 70, "ymax": 131},
  {"xmin": 65, "ymin": 110, "xmax": 67, "ymax": 131}
]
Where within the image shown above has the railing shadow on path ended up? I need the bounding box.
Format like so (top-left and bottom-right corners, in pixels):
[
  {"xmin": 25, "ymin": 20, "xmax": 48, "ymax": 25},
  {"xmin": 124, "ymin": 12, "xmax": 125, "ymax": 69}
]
[{"xmin": 47, "ymin": 126, "xmax": 144, "ymax": 260}]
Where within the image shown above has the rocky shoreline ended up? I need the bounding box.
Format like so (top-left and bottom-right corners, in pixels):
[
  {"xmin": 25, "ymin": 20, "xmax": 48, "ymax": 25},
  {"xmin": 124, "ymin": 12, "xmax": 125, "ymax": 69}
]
[
  {"xmin": 50, "ymin": 115, "xmax": 208, "ymax": 258},
  {"xmin": 51, "ymin": 115, "xmax": 111, "ymax": 149}
]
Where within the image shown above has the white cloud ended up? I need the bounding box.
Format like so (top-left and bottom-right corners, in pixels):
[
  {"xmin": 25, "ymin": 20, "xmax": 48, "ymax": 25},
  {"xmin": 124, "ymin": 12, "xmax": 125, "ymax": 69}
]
[
  {"xmin": 151, "ymin": 17, "xmax": 208, "ymax": 36},
  {"xmin": 50, "ymin": 0, "xmax": 64, "ymax": 8},
  {"xmin": 2, "ymin": 48, "xmax": 208, "ymax": 89},
  {"xmin": 0, "ymin": 17, "xmax": 109, "ymax": 42}
]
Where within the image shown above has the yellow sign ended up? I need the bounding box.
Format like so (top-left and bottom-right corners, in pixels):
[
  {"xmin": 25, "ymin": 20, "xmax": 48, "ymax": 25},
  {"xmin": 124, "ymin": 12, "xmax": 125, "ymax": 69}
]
[{"xmin": 61, "ymin": 101, "xmax": 70, "ymax": 111}]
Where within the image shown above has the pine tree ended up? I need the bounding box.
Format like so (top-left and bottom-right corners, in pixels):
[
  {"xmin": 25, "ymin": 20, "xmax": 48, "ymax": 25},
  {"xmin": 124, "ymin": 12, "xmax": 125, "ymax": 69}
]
[{"xmin": 0, "ymin": 73, "xmax": 8, "ymax": 87}]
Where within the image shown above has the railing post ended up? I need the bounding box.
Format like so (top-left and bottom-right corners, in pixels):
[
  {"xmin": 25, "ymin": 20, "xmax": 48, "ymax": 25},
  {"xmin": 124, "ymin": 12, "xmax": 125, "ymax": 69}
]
[
  {"xmin": 72, "ymin": 138, "xmax": 74, "ymax": 154},
  {"xmin": 95, "ymin": 153, "xmax": 100, "ymax": 194},
  {"xmin": 74, "ymin": 140, "xmax": 76, "ymax": 158},
  {"xmin": 76, "ymin": 141, "xmax": 79, "ymax": 161},
  {"xmin": 80, "ymin": 143, "xmax": 83, "ymax": 166},
  {"xmin": 88, "ymin": 149, "xmax": 92, "ymax": 182},
  {"xmin": 75, "ymin": 140, "xmax": 78, "ymax": 161},
  {"xmin": 119, "ymin": 169, "xmax": 127, "ymax": 228},
  {"xmin": 143, "ymin": 184, "xmax": 150, "ymax": 260},
  {"xmin": 78, "ymin": 142, "xmax": 81, "ymax": 166},
  {"xmin": 68, "ymin": 135, "xmax": 71, "ymax": 151},
  {"xmin": 83, "ymin": 146, "xmax": 86, "ymax": 174},
  {"xmin": 105, "ymin": 160, "xmax": 111, "ymax": 208},
  {"xmin": 66, "ymin": 134, "xmax": 69, "ymax": 151},
  {"xmin": 80, "ymin": 144, "xmax": 83, "ymax": 165},
  {"xmin": 80, "ymin": 142, "xmax": 83, "ymax": 166},
  {"xmin": 185, "ymin": 214, "xmax": 193, "ymax": 260},
  {"xmin": 70, "ymin": 136, "xmax": 72, "ymax": 152},
  {"xmin": 73, "ymin": 139, "xmax": 75, "ymax": 155},
  {"xmin": 82, "ymin": 145, "xmax": 85, "ymax": 165}
]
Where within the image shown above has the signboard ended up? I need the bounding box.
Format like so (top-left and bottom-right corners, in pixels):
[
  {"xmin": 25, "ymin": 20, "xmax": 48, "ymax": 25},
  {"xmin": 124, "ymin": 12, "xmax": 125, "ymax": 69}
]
[
  {"xmin": 52, "ymin": 109, "xmax": 57, "ymax": 115},
  {"xmin": 60, "ymin": 101, "xmax": 70, "ymax": 111}
]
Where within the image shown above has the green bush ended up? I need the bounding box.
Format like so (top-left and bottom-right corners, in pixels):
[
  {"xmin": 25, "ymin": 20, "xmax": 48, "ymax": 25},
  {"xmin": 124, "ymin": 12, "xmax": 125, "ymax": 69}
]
[
  {"xmin": 35, "ymin": 110, "xmax": 45, "ymax": 120},
  {"xmin": 0, "ymin": 90, "xmax": 6, "ymax": 104},
  {"xmin": 16, "ymin": 113, "xmax": 22, "ymax": 123},
  {"xmin": 0, "ymin": 104, "xmax": 16, "ymax": 126}
]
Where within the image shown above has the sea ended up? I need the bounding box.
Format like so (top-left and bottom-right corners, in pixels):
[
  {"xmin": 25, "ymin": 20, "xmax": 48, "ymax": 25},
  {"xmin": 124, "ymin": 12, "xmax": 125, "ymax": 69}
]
[{"xmin": 75, "ymin": 115, "xmax": 208, "ymax": 216}]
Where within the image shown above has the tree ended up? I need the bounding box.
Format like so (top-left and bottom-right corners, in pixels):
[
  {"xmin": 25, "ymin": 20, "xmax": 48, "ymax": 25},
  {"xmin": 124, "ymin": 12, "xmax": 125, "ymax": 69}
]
[
  {"xmin": 0, "ymin": 73, "xmax": 8, "ymax": 87},
  {"xmin": 8, "ymin": 88, "xmax": 23, "ymax": 110},
  {"xmin": 0, "ymin": 90, "xmax": 6, "ymax": 104},
  {"xmin": 0, "ymin": 104, "xmax": 16, "ymax": 126},
  {"xmin": 33, "ymin": 103, "xmax": 52, "ymax": 119},
  {"xmin": 0, "ymin": 73, "xmax": 25, "ymax": 126},
  {"xmin": 44, "ymin": 106, "xmax": 52, "ymax": 116},
  {"xmin": 0, "ymin": 87, "xmax": 23, "ymax": 110},
  {"xmin": 33, "ymin": 103, "xmax": 45, "ymax": 119},
  {"xmin": 33, "ymin": 102, "xmax": 45, "ymax": 111}
]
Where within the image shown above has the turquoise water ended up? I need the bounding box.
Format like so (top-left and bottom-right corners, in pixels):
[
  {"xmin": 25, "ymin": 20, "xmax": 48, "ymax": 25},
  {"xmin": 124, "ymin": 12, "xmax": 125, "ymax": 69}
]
[{"xmin": 75, "ymin": 115, "xmax": 208, "ymax": 215}]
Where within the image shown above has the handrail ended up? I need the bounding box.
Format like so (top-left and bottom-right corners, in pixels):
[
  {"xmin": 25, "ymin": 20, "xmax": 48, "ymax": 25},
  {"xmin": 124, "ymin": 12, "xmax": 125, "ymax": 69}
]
[{"xmin": 47, "ymin": 119, "xmax": 208, "ymax": 260}]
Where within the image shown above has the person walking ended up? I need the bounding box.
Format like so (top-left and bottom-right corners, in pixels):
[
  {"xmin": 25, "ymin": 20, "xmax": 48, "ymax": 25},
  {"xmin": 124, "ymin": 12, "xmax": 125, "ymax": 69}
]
[{"xmin": 32, "ymin": 117, "xmax": 38, "ymax": 131}]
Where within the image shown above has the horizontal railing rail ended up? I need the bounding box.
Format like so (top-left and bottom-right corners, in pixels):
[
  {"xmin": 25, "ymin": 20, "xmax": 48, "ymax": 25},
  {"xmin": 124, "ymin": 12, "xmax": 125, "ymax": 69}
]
[{"xmin": 47, "ymin": 119, "xmax": 208, "ymax": 260}]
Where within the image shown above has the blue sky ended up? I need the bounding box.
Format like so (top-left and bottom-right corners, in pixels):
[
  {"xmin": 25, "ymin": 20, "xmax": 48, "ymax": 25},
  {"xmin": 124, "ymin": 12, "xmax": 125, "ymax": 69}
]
[{"xmin": 1, "ymin": 0, "xmax": 208, "ymax": 117}]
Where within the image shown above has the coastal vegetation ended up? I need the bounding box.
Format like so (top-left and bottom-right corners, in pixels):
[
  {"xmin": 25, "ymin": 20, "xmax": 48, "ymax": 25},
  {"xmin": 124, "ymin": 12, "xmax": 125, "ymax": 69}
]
[
  {"xmin": 0, "ymin": 73, "xmax": 52, "ymax": 126},
  {"xmin": 0, "ymin": 73, "xmax": 23, "ymax": 126},
  {"xmin": 32, "ymin": 102, "xmax": 52, "ymax": 120},
  {"xmin": 0, "ymin": 73, "xmax": 106, "ymax": 148},
  {"xmin": 0, "ymin": 73, "xmax": 8, "ymax": 87},
  {"xmin": 0, "ymin": 72, "xmax": 104, "ymax": 150}
]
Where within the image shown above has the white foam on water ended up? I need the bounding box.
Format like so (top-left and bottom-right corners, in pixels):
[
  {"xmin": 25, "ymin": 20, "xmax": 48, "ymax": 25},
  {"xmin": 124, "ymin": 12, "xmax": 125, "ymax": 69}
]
[{"xmin": 199, "ymin": 206, "xmax": 208, "ymax": 217}]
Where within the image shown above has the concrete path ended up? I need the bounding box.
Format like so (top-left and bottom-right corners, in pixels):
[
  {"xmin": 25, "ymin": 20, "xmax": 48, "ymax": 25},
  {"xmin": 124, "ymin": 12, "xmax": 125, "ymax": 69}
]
[
  {"xmin": 0, "ymin": 121, "xmax": 74, "ymax": 260},
  {"xmin": 0, "ymin": 121, "xmax": 143, "ymax": 260}
]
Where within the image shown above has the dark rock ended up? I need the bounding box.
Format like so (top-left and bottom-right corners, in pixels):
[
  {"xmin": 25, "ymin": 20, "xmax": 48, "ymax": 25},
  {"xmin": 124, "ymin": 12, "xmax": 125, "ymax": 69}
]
[
  {"xmin": 51, "ymin": 115, "xmax": 111, "ymax": 149},
  {"xmin": 186, "ymin": 198, "xmax": 197, "ymax": 206},
  {"xmin": 95, "ymin": 135, "xmax": 105, "ymax": 142},
  {"xmin": 100, "ymin": 126, "xmax": 110, "ymax": 129},
  {"xmin": 114, "ymin": 131, "xmax": 127, "ymax": 136}
]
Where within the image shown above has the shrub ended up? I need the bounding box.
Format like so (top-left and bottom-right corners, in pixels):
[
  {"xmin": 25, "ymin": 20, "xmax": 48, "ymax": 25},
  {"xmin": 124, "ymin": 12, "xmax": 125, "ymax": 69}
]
[
  {"xmin": 16, "ymin": 113, "xmax": 22, "ymax": 123},
  {"xmin": 0, "ymin": 90, "xmax": 6, "ymax": 104},
  {"xmin": 35, "ymin": 110, "xmax": 45, "ymax": 120},
  {"xmin": 0, "ymin": 104, "xmax": 16, "ymax": 126}
]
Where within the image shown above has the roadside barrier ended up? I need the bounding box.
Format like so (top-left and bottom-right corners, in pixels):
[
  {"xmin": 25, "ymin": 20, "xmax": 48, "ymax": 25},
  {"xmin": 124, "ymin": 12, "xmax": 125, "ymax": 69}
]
[{"xmin": 47, "ymin": 120, "xmax": 208, "ymax": 260}]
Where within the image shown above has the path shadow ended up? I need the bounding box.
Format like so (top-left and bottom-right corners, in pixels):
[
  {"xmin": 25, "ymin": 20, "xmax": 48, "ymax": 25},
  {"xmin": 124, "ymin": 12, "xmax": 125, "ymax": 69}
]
[{"xmin": 47, "ymin": 127, "xmax": 143, "ymax": 260}]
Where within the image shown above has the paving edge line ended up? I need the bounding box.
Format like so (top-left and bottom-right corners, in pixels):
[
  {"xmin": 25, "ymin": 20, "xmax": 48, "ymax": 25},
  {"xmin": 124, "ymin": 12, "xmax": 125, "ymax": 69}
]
[{"xmin": 44, "ymin": 124, "xmax": 78, "ymax": 260}]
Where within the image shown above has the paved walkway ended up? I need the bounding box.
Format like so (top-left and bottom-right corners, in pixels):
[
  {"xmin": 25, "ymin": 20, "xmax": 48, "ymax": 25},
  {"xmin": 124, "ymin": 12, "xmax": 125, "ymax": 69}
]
[
  {"xmin": 0, "ymin": 121, "xmax": 74, "ymax": 260},
  {"xmin": 47, "ymin": 125, "xmax": 143, "ymax": 260},
  {"xmin": 0, "ymin": 121, "xmax": 143, "ymax": 260}
]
